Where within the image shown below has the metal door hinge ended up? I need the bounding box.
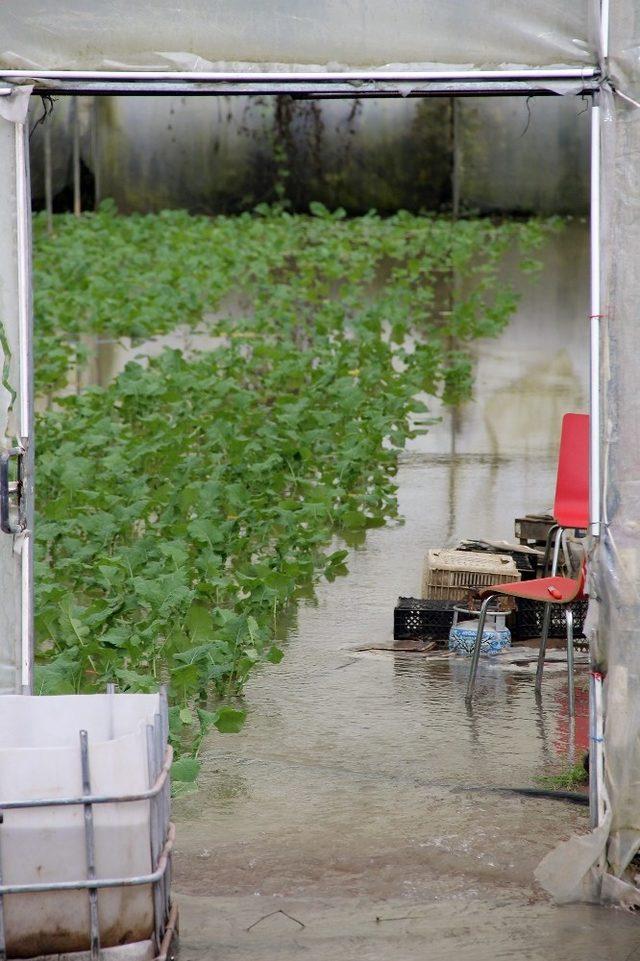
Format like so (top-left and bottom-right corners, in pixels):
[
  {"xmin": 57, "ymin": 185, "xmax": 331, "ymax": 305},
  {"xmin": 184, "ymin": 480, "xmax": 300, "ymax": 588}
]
[{"xmin": 0, "ymin": 446, "xmax": 25, "ymax": 534}]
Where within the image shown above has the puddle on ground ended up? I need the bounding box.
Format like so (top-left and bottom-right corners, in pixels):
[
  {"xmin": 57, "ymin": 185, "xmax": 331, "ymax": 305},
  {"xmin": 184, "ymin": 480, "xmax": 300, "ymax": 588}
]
[{"xmin": 168, "ymin": 223, "xmax": 640, "ymax": 960}]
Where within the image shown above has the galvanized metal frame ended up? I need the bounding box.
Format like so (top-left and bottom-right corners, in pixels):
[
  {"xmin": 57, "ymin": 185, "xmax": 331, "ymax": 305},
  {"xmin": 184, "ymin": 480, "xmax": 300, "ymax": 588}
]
[
  {"xmin": 0, "ymin": 692, "xmax": 173, "ymax": 961},
  {"xmin": 0, "ymin": 67, "xmax": 599, "ymax": 82},
  {"xmin": 0, "ymin": 67, "xmax": 600, "ymax": 99},
  {"xmin": 13, "ymin": 110, "xmax": 34, "ymax": 697},
  {"xmin": 0, "ymin": 52, "xmax": 606, "ymax": 934}
]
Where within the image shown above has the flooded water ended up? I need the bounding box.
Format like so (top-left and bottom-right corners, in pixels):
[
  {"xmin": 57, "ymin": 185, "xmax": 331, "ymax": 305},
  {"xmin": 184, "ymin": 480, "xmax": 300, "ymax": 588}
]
[
  {"xmin": 166, "ymin": 221, "xmax": 640, "ymax": 959},
  {"xmin": 38, "ymin": 221, "xmax": 637, "ymax": 957}
]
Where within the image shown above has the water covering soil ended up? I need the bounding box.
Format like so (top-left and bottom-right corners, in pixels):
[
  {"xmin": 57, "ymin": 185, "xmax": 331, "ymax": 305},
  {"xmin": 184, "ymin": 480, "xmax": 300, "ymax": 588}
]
[{"xmin": 171, "ymin": 222, "xmax": 640, "ymax": 960}]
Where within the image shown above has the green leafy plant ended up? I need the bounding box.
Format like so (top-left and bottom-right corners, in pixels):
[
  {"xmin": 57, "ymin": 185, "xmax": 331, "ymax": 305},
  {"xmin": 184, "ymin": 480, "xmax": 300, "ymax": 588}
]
[
  {"xmin": 537, "ymin": 759, "xmax": 589, "ymax": 792},
  {"xmin": 33, "ymin": 204, "xmax": 557, "ymax": 782}
]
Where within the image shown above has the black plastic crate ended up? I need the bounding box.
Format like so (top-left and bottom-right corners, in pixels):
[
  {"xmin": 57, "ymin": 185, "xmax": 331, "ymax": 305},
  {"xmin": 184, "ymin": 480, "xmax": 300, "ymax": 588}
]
[
  {"xmin": 513, "ymin": 598, "xmax": 588, "ymax": 640},
  {"xmin": 394, "ymin": 597, "xmax": 454, "ymax": 642},
  {"xmin": 510, "ymin": 552, "xmax": 538, "ymax": 581}
]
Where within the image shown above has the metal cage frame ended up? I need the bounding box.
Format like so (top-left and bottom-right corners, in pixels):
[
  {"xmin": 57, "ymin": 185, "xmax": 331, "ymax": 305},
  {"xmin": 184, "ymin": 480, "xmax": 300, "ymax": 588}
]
[{"xmin": 0, "ymin": 689, "xmax": 176, "ymax": 961}]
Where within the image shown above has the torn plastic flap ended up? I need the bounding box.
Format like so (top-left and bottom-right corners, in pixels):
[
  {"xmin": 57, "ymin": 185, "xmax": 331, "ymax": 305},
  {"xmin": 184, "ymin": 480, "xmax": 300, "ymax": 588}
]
[{"xmin": 0, "ymin": 85, "xmax": 33, "ymax": 123}]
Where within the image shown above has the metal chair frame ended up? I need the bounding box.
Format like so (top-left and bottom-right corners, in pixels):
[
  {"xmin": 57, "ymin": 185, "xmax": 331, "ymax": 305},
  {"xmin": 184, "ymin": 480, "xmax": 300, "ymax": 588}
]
[{"xmin": 465, "ymin": 590, "xmax": 576, "ymax": 715}]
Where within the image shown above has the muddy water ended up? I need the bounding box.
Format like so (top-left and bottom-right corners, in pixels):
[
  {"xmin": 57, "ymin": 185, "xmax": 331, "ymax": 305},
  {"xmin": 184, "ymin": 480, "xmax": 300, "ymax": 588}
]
[{"xmin": 168, "ymin": 222, "xmax": 640, "ymax": 959}]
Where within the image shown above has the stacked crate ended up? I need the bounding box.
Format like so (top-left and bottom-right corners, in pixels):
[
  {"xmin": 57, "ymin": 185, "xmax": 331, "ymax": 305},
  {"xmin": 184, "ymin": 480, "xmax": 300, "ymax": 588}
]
[
  {"xmin": 421, "ymin": 549, "xmax": 520, "ymax": 601},
  {"xmin": 394, "ymin": 549, "xmax": 519, "ymax": 643}
]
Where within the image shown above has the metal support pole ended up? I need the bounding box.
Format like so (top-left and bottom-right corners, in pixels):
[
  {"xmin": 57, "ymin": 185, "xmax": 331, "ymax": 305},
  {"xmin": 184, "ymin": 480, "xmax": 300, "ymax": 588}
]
[
  {"xmin": 153, "ymin": 715, "xmax": 166, "ymax": 945},
  {"xmin": 600, "ymin": 0, "xmax": 610, "ymax": 63},
  {"xmin": 590, "ymin": 670, "xmax": 606, "ymax": 828},
  {"xmin": 590, "ymin": 97, "xmax": 601, "ymax": 538},
  {"xmin": 159, "ymin": 688, "xmax": 171, "ymax": 925},
  {"xmin": 71, "ymin": 97, "xmax": 81, "ymax": 216},
  {"xmin": 0, "ymin": 815, "xmax": 6, "ymax": 961},
  {"xmin": 565, "ymin": 608, "xmax": 576, "ymax": 718},
  {"xmin": 14, "ymin": 118, "xmax": 34, "ymax": 695},
  {"xmin": 80, "ymin": 730, "xmax": 101, "ymax": 961},
  {"xmin": 91, "ymin": 97, "xmax": 101, "ymax": 209},
  {"xmin": 588, "ymin": 93, "xmax": 607, "ymax": 838},
  {"xmin": 43, "ymin": 121, "xmax": 53, "ymax": 234},
  {"xmin": 451, "ymin": 97, "xmax": 460, "ymax": 219},
  {"xmin": 0, "ymin": 67, "xmax": 599, "ymax": 84},
  {"xmin": 146, "ymin": 722, "xmax": 162, "ymax": 952}
]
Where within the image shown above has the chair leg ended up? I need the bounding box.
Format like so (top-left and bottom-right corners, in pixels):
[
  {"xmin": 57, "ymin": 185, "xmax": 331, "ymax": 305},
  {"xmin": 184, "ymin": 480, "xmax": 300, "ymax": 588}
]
[
  {"xmin": 542, "ymin": 524, "xmax": 560, "ymax": 577},
  {"xmin": 465, "ymin": 594, "xmax": 496, "ymax": 705},
  {"xmin": 535, "ymin": 604, "xmax": 552, "ymax": 695},
  {"xmin": 535, "ymin": 526, "xmax": 563, "ymax": 695},
  {"xmin": 565, "ymin": 607, "xmax": 575, "ymax": 718}
]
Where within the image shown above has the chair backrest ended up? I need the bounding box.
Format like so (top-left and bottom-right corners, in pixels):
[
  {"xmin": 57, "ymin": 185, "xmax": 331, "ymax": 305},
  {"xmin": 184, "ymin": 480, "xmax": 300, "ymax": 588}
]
[{"xmin": 554, "ymin": 413, "xmax": 589, "ymax": 529}]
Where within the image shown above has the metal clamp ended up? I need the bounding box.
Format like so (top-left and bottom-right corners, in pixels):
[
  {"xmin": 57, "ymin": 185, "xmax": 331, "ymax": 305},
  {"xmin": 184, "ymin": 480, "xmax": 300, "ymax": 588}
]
[{"xmin": 0, "ymin": 447, "xmax": 25, "ymax": 535}]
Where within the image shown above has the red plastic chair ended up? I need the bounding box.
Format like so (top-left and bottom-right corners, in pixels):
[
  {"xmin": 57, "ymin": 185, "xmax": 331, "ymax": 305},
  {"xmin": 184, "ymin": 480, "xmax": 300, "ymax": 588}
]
[
  {"xmin": 542, "ymin": 413, "xmax": 589, "ymax": 574},
  {"xmin": 465, "ymin": 564, "xmax": 586, "ymax": 715},
  {"xmin": 554, "ymin": 413, "xmax": 590, "ymax": 528},
  {"xmin": 465, "ymin": 415, "xmax": 589, "ymax": 715},
  {"xmin": 536, "ymin": 413, "xmax": 589, "ymax": 700}
]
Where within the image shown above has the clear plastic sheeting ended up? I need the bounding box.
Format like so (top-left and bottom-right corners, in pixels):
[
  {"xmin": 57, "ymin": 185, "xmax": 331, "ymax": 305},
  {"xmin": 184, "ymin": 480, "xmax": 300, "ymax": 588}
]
[
  {"xmin": 536, "ymin": 0, "xmax": 640, "ymax": 907},
  {"xmin": 537, "ymin": 85, "xmax": 640, "ymax": 904},
  {"xmin": 0, "ymin": 1, "xmax": 595, "ymax": 73},
  {"xmin": 594, "ymin": 82, "xmax": 640, "ymax": 886}
]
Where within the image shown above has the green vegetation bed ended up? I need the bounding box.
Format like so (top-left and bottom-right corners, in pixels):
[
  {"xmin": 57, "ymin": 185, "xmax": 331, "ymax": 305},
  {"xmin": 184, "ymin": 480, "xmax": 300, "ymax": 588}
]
[{"xmin": 32, "ymin": 203, "xmax": 554, "ymax": 781}]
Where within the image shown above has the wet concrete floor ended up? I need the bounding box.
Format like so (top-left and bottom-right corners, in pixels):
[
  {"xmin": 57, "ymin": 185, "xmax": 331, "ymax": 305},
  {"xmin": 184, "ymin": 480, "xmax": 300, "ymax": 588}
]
[{"xmin": 171, "ymin": 224, "xmax": 640, "ymax": 960}]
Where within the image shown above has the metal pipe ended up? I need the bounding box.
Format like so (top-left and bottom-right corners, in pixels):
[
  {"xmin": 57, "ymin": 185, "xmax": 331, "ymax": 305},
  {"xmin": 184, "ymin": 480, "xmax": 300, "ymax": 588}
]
[
  {"xmin": 155, "ymin": 902, "xmax": 179, "ymax": 961},
  {"xmin": 20, "ymin": 533, "xmax": 31, "ymax": 692},
  {"xmin": 0, "ymin": 815, "xmax": 6, "ymax": 961},
  {"xmin": 589, "ymin": 671, "xmax": 598, "ymax": 826},
  {"xmin": 542, "ymin": 523, "xmax": 560, "ymax": 577},
  {"xmin": 0, "ymin": 824, "xmax": 175, "ymax": 896},
  {"xmin": 14, "ymin": 118, "xmax": 34, "ymax": 695},
  {"xmin": 465, "ymin": 594, "xmax": 496, "ymax": 703},
  {"xmin": 43, "ymin": 121, "xmax": 53, "ymax": 234},
  {"xmin": 451, "ymin": 97, "xmax": 460, "ymax": 219},
  {"xmin": 601, "ymin": 0, "xmax": 610, "ymax": 63},
  {"xmin": 590, "ymin": 670, "xmax": 606, "ymax": 827},
  {"xmin": 147, "ymin": 723, "xmax": 162, "ymax": 952},
  {"xmin": 565, "ymin": 608, "xmax": 576, "ymax": 718},
  {"xmin": 0, "ymin": 745, "xmax": 172, "ymax": 809},
  {"xmin": 24, "ymin": 82, "xmax": 600, "ymax": 100},
  {"xmin": 91, "ymin": 96, "xmax": 101, "ymax": 209},
  {"xmin": 80, "ymin": 731, "xmax": 101, "ymax": 961},
  {"xmin": 0, "ymin": 68, "xmax": 599, "ymax": 83},
  {"xmin": 71, "ymin": 97, "xmax": 81, "ymax": 216},
  {"xmin": 535, "ymin": 529, "xmax": 563, "ymax": 693},
  {"xmin": 590, "ymin": 98, "xmax": 601, "ymax": 537},
  {"xmin": 158, "ymin": 688, "xmax": 171, "ymax": 924},
  {"xmin": 15, "ymin": 122, "xmax": 30, "ymax": 450}
]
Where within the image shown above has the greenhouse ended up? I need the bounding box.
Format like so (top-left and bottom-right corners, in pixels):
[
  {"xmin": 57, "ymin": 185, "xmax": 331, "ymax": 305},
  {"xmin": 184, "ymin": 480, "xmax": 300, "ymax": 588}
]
[{"xmin": 0, "ymin": 1, "xmax": 639, "ymax": 958}]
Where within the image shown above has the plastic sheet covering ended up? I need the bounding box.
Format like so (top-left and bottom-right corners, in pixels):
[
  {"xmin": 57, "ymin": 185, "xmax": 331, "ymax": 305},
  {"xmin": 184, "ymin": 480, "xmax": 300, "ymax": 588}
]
[
  {"xmin": 594, "ymin": 78, "xmax": 640, "ymax": 889},
  {"xmin": 537, "ymin": 0, "xmax": 640, "ymax": 907},
  {"xmin": 0, "ymin": 1, "xmax": 595, "ymax": 72}
]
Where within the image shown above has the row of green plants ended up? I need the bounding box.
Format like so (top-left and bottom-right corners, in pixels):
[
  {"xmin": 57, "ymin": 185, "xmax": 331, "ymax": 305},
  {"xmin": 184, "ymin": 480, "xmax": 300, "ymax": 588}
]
[{"xmin": 33, "ymin": 204, "xmax": 556, "ymax": 782}]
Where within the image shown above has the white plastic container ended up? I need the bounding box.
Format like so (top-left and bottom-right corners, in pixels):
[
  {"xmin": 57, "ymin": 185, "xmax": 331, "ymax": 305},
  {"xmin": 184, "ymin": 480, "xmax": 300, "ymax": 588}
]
[{"xmin": 0, "ymin": 693, "xmax": 168, "ymax": 958}]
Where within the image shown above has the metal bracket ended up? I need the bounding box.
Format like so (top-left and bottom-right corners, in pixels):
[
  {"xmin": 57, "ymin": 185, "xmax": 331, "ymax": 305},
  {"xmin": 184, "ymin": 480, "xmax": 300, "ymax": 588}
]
[{"xmin": 0, "ymin": 447, "xmax": 25, "ymax": 535}]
